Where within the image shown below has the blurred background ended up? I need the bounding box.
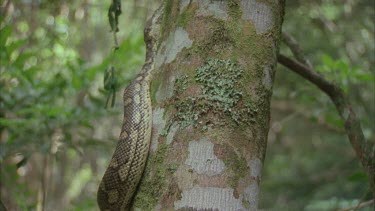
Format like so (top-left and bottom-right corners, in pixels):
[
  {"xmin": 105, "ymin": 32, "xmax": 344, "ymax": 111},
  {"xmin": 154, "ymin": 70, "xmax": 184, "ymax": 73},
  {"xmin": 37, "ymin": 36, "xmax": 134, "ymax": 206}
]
[{"xmin": 0, "ymin": 0, "xmax": 373, "ymax": 210}]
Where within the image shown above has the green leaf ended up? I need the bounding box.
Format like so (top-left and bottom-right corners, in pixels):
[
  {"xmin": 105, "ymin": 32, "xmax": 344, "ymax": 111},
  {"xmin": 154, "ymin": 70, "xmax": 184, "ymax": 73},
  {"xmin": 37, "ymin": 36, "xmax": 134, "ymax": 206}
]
[
  {"xmin": 0, "ymin": 25, "xmax": 12, "ymax": 47},
  {"xmin": 322, "ymin": 54, "xmax": 334, "ymax": 69},
  {"xmin": 71, "ymin": 70, "xmax": 83, "ymax": 89},
  {"xmin": 0, "ymin": 118, "xmax": 28, "ymax": 127},
  {"xmin": 354, "ymin": 73, "xmax": 375, "ymax": 82},
  {"xmin": 7, "ymin": 39, "xmax": 28, "ymax": 55},
  {"xmin": 13, "ymin": 52, "xmax": 33, "ymax": 68},
  {"xmin": 336, "ymin": 60, "xmax": 349, "ymax": 75}
]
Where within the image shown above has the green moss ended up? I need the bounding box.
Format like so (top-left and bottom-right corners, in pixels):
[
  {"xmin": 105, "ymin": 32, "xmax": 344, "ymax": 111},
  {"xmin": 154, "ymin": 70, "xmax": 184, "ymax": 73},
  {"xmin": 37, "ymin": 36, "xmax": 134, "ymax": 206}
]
[
  {"xmin": 162, "ymin": 0, "xmax": 173, "ymax": 35},
  {"xmin": 242, "ymin": 198, "xmax": 251, "ymax": 209},
  {"xmin": 194, "ymin": 19, "xmax": 237, "ymax": 58},
  {"xmin": 227, "ymin": 0, "xmax": 242, "ymax": 19},
  {"xmin": 160, "ymin": 0, "xmax": 178, "ymax": 45},
  {"xmin": 133, "ymin": 143, "xmax": 169, "ymax": 210},
  {"xmin": 176, "ymin": 3, "xmax": 197, "ymax": 28},
  {"xmin": 150, "ymin": 75, "xmax": 162, "ymax": 104},
  {"xmin": 223, "ymin": 148, "xmax": 248, "ymax": 188}
]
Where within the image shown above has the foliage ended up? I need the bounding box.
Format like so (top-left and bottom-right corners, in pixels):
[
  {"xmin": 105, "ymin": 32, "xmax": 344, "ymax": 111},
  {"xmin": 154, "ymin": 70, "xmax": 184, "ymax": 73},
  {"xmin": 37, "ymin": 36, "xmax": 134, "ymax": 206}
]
[
  {"xmin": 317, "ymin": 54, "xmax": 374, "ymax": 92},
  {"xmin": 261, "ymin": 0, "xmax": 374, "ymax": 209},
  {"xmin": 0, "ymin": 0, "xmax": 149, "ymax": 209}
]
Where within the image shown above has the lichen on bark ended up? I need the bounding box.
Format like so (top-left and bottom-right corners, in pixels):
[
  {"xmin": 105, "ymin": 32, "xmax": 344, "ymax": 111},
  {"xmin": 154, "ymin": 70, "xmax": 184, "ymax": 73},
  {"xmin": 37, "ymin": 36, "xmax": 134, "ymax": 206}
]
[{"xmin": 171, "ymin": 58, "xmax": 259, "ymax": 130}]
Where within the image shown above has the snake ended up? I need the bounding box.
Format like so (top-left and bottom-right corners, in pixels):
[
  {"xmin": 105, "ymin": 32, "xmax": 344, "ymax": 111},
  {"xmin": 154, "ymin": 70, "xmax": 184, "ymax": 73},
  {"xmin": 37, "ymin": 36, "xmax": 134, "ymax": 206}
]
[{"xmin": 97, "ymin": 5, "xmax": 162, "ymax": 211}]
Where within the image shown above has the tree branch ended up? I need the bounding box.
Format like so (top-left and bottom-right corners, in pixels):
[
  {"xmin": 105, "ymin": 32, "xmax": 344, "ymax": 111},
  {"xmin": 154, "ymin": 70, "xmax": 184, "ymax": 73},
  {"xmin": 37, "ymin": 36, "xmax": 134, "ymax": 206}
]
[
  {"xmin": 282, "ymin": 32, "xmax": 313, "ymax": 68},
  {"xmin": 277, "ymin": 53, "xmax": 375, "ymax": 196}
]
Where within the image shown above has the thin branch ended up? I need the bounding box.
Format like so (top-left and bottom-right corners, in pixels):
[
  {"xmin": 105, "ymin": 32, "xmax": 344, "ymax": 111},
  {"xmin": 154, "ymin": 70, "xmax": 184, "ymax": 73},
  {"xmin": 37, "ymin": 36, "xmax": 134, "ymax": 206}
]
[
  {"xmin": 282, "ymin": 32, "xmax": 313, "ymax": 68},
  {"xmin": 338, "ymin": 199, "xmax": 374, "ymax": 211},
  {"xmin": 0, "ymin": 198, "xmax": 7, "ymax": 211},
  {"xmin": 277, "ymin": 54, "xmax": 375, "ymax": 196},
  {"xmin": 41, "ymin": 155, "xmax": 48, "ymax": 211}
]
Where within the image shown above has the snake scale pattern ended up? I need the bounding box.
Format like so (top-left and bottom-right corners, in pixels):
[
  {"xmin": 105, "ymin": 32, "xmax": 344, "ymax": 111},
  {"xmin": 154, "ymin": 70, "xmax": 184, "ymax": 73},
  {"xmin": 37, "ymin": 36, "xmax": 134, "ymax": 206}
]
[{"xmin": 97, "ymin": 5, "xmax": 162, "ymax": 211}]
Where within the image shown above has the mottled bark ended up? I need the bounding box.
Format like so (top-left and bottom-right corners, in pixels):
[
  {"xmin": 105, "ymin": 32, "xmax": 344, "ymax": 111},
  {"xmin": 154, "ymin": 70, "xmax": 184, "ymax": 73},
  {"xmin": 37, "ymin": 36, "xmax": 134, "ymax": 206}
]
[{"xmin": 132, "ymin": 0, "xmax": 285, "ymax": 210}]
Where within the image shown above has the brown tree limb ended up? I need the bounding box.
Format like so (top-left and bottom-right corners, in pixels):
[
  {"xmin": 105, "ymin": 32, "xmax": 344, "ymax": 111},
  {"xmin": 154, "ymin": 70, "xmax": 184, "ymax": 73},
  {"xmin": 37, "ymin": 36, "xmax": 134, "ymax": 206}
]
[
  {"xmin": 277, "ymin": 54, "xmax": 375, "ymax": 196},
  {"xmin": 282, "ymin": 32, "xmax": 313, "ymax": 68}
]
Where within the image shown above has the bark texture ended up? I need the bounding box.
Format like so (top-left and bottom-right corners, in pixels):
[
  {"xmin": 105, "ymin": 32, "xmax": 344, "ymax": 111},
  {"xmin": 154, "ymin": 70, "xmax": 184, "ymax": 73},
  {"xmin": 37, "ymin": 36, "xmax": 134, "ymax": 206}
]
[{"xmin": 132, "ymin": 1, "xmax": 285, "ymax": 210}]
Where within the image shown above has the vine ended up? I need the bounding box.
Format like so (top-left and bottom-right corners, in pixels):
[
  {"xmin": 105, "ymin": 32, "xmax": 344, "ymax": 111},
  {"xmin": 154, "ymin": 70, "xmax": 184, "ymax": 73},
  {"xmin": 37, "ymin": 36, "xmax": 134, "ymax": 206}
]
[{"xmin": 103, "ymin": 0, "xmax": 121, "ymax": 108}]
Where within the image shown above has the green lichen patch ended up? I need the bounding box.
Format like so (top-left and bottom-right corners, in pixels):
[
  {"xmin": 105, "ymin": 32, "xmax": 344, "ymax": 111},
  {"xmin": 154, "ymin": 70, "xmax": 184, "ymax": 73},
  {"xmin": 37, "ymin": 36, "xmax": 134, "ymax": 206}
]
[
  {"xmin": 195, "ymin": 58, "xmax": 243, "ymax": 113},
  {"xmin": 174, "ymin": 96, "xmax": 207, "ymax": 128},
  {"xmin": 171, "ymin": 58, "xmax": 257, "ymax": 130},
  {"xmin": 174, "ymin": 75, "xmax": 189, "ymax": 95}
]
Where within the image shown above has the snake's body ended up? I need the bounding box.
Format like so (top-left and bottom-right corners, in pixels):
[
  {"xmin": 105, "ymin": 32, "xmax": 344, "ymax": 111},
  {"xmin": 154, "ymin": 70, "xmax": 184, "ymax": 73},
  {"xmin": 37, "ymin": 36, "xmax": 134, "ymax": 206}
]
[{"xmin": 97, "ymin": 5, "xmax": 162, "ymax": 210}]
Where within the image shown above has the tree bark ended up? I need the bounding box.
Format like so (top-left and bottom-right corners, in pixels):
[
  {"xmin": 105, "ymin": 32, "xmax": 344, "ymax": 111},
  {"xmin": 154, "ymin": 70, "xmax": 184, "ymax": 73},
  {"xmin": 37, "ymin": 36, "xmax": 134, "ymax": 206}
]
[{"xmin": 132, "ymin": 0, "xmax": 285, "ymax": 210}]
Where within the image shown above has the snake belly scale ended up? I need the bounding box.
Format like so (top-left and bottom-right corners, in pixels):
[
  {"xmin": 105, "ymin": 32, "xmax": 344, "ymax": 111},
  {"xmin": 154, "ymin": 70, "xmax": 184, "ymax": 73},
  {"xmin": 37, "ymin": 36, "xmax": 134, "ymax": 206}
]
[{"xmin": 97, "ymin": 5, "xmax": 162, "ymax": 210}]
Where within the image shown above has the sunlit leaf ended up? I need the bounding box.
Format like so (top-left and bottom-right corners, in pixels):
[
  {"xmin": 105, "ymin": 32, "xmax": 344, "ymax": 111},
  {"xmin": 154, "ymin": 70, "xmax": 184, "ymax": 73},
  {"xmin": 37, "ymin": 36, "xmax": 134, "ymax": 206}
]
[
  {"xmin": 6, "ymin": 39, "xmax": 27, "ymax": 55},
  {"xmin": 354, "ymin": 73, "xmax": 375, "ymax": 82}
]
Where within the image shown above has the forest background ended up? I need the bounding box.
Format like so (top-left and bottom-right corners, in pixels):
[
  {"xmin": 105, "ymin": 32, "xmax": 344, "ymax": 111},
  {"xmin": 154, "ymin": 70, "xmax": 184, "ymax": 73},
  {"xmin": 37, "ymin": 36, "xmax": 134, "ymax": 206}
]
[{"xmin": 0, "ymin": 0, "xmax": 374, "ymax": 210}]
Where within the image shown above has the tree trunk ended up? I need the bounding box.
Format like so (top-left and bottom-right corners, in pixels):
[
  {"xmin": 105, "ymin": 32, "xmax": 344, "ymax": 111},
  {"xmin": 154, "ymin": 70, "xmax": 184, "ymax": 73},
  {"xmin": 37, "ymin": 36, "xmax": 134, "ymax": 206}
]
[{"xmin": 132, "ymin": 0, "xmax": 285, "ymax": 210}]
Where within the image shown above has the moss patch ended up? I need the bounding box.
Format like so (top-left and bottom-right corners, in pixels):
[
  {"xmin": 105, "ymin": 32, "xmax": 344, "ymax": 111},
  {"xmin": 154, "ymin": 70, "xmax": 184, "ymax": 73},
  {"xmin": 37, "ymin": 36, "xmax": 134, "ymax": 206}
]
[
  {"xmin": 150, "ymin": 75, "xmax": 162, "ymax": 104},
  {"xmin": 227, "ymin": 0, "xmax": 242, "ymax": 19},
  {"xmin": 192, "ymin": 18, "xmax": 237, "ymax": 58},
  {"xmin": 225, "ymin": 151, "xmax": 248, "ymax": 189},
  {"xmin": 214, "ymin": 143, "xmax": 248, "ymax": 189},
  {"xmin": 133, "ymin": 143, "xmax": 169, "ymax": 210},
  {"xmin": 176, "ymin": 3, "xmax": 198, "ymax": 28},
  {"xmin": 162, "ymin": 0, "xmax": 173, "ymax": 36}
]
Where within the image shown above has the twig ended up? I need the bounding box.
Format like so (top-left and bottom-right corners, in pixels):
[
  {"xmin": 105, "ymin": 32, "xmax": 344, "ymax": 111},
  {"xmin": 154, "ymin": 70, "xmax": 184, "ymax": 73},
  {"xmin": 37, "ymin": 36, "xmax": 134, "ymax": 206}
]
[
  {"xmin": 41, "ymin": 154, "xmax": 49, "ymax": 211},
  {"xmin": 281, "ymin": 32, "xmax": 313, "ymax": 68},
  {"xmin": 0, "ymin": 198, "xmax": 7, "ymax": 211},
  {"xmin": 338, "ymin": 199, "xmax": 374, "ymax": 211},
  {"xmin": 277, "ymin": 54, "xmax": 375, "ymax": 196}
]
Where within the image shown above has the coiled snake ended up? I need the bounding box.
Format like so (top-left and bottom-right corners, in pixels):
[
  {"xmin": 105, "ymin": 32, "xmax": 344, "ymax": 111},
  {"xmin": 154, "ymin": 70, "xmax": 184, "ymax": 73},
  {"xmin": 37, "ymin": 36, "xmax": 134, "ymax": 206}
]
[{"xmin": 97, "ymin": 5, "xmax": 162, "ymax": 211}]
